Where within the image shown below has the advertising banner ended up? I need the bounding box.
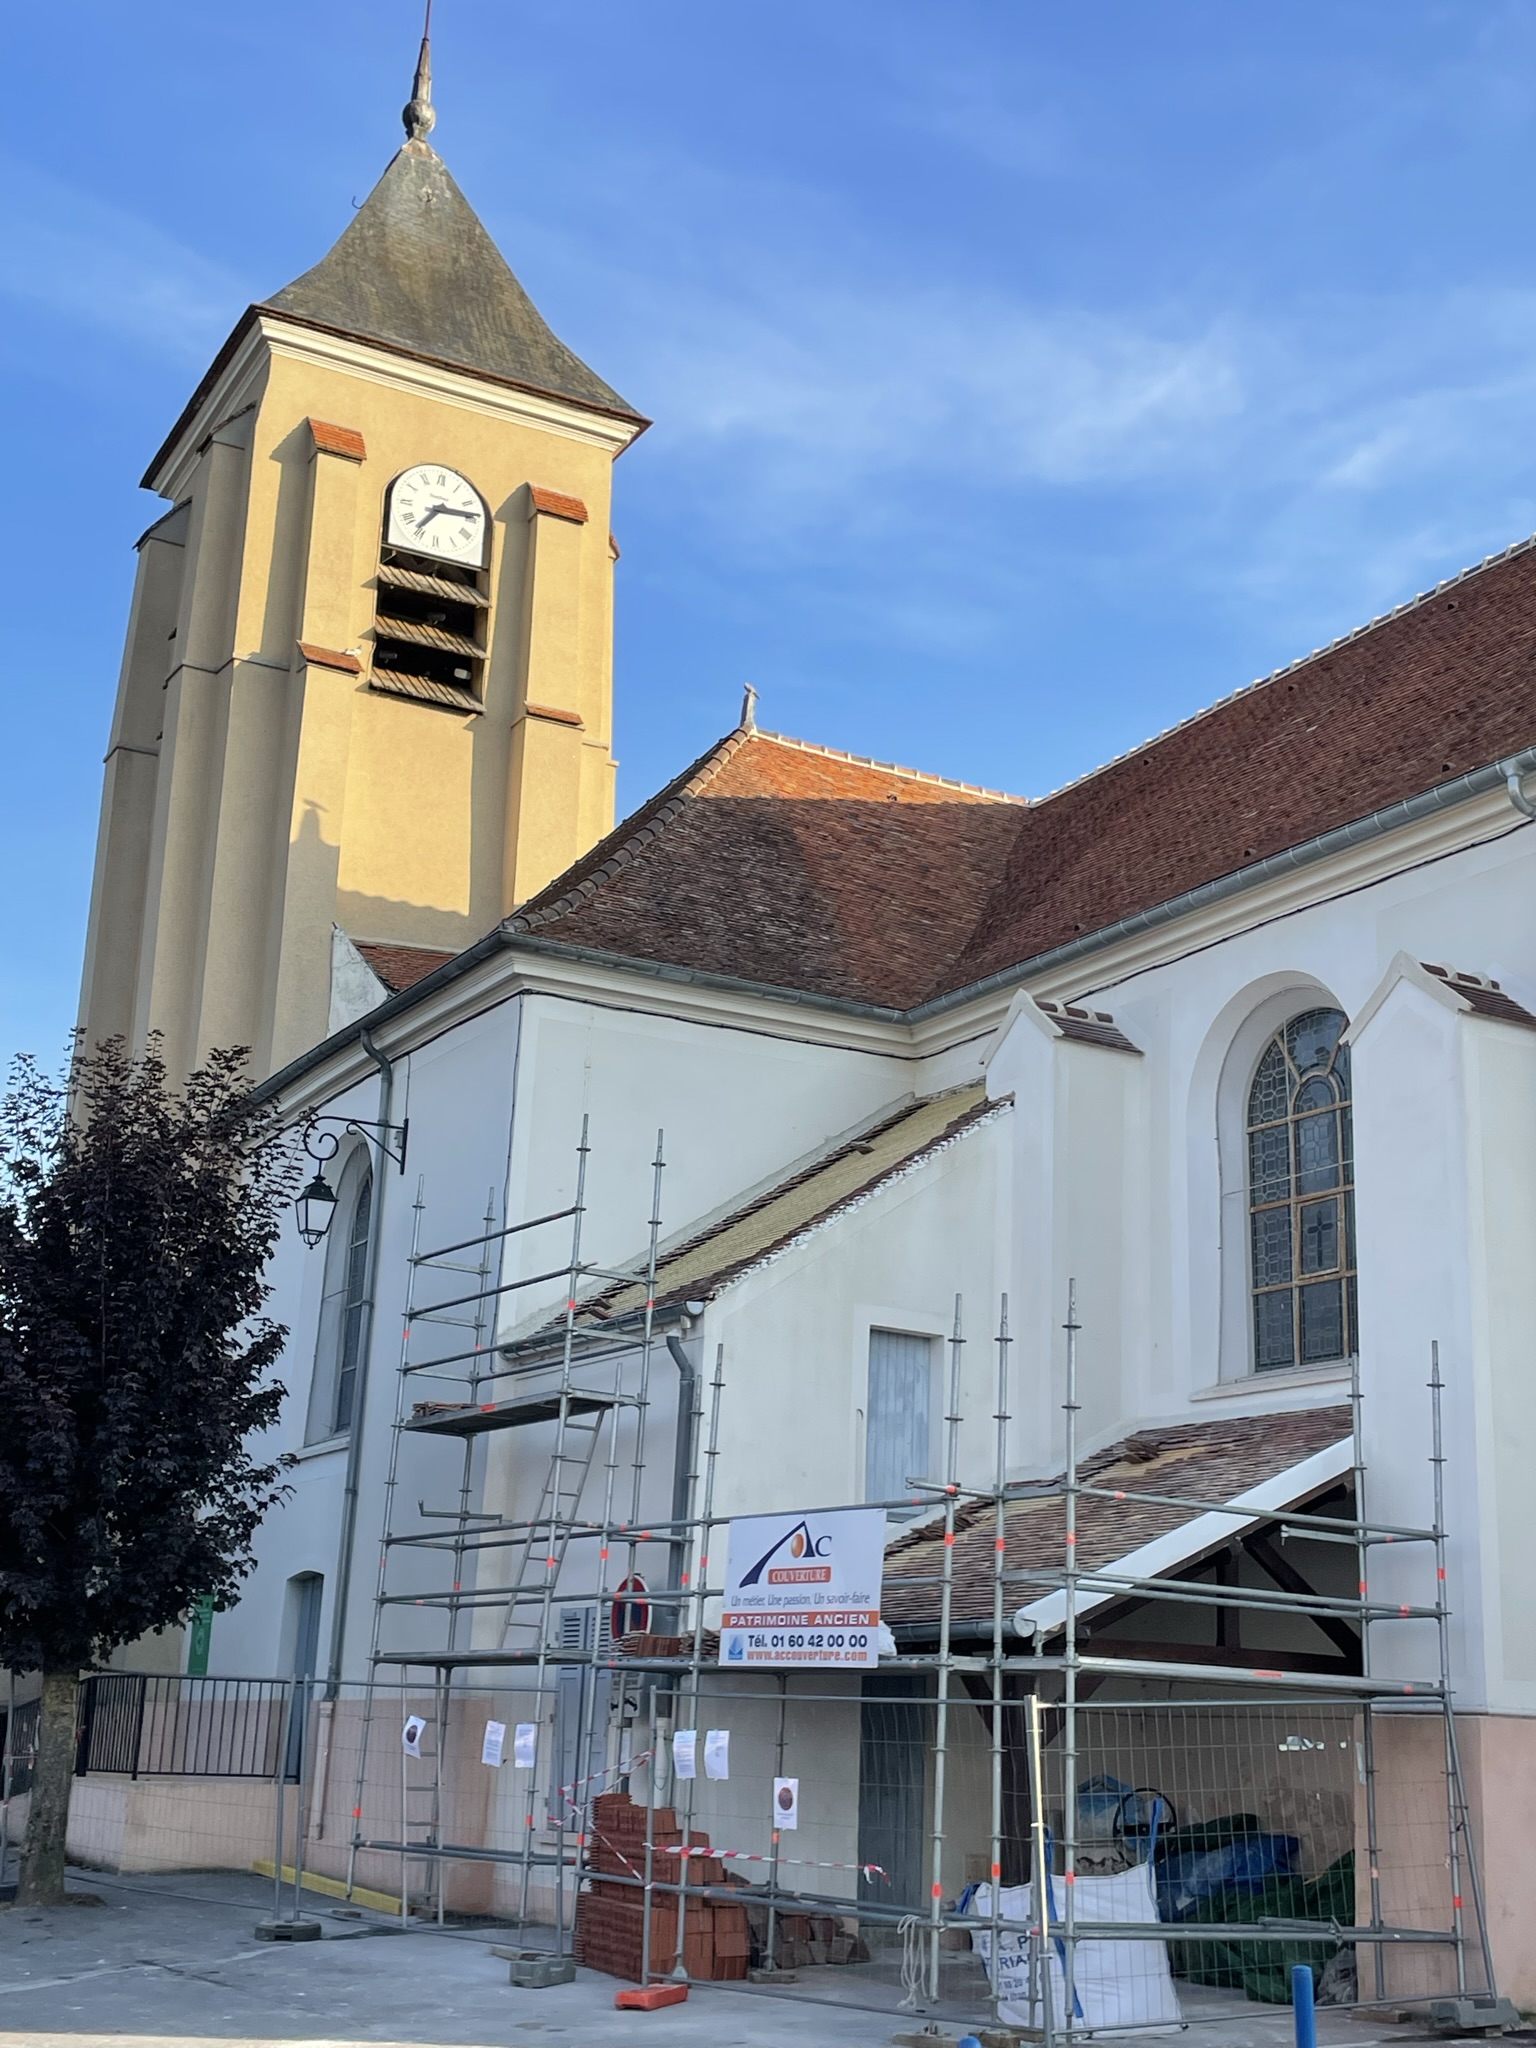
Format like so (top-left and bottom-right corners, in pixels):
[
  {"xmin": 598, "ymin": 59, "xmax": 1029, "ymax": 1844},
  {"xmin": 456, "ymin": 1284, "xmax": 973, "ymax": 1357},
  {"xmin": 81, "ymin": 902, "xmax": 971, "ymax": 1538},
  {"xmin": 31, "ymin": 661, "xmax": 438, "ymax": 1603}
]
[{"xmin": 720, "ymin": 1506, "xmax": 885, "ymax": 1668}]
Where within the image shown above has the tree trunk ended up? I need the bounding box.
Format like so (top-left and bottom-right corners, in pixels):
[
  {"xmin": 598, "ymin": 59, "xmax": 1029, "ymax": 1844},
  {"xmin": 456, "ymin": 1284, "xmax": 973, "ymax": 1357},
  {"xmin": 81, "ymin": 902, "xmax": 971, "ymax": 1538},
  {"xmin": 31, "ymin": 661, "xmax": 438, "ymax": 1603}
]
[{"xmin": 17, "ymin": 1669, "xmax": 79, "ymax": 1904}]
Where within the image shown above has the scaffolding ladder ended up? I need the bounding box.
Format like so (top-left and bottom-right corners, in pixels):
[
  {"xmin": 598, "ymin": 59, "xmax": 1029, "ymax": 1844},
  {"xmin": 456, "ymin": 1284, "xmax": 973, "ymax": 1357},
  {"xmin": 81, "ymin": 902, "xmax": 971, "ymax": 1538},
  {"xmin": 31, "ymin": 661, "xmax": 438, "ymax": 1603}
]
[{"xmin": 344, "ymin": 1121, "xmax": 670, "ymax": 1917}]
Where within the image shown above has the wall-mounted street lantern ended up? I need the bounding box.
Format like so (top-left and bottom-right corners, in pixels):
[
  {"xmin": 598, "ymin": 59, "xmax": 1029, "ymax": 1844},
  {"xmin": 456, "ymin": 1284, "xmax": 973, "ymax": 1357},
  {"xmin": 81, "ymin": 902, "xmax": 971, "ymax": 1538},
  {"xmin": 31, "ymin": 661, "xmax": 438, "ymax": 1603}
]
[
  {"xmin": 293, "ymin": 1114, "xmax": 409, "ymax": 1248},
  {"xmin": 295, "ymin": 1170, "xmax": 339, "ymax": 1249}
]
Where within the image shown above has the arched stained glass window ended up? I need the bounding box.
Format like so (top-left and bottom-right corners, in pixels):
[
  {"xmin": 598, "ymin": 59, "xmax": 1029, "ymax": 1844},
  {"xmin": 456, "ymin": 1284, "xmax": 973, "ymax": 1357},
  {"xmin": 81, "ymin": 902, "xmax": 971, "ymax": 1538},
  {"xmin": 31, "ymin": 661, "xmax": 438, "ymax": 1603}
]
[
  {"xmin": 333, "ymin": 1171, "xmax": 372, "ymax": 1434},
  {"xmin": 1247, "ymin": 1007, "xmax": 1356, "ymax": 1372},
  {"xmin": 307, "ymin": 1152, "xmax": 372, "ymax": 1443}
]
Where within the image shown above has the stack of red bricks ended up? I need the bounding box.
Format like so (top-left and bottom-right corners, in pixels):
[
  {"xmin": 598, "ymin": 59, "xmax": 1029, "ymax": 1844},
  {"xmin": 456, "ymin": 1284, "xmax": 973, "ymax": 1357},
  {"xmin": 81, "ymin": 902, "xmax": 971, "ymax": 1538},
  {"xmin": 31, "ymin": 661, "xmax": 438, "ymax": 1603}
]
[{"xmin": 576, "ymin": 1792, "xmax": 751, "ymax": 1982}]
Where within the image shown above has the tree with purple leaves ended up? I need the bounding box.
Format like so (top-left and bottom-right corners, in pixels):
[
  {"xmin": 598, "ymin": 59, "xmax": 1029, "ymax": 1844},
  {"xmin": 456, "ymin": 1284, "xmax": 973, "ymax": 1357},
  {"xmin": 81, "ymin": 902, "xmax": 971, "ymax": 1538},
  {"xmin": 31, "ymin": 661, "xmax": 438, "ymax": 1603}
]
[{"xmin": 0, "ymin": 1040, "xmax": 300, "ymax": 1904}]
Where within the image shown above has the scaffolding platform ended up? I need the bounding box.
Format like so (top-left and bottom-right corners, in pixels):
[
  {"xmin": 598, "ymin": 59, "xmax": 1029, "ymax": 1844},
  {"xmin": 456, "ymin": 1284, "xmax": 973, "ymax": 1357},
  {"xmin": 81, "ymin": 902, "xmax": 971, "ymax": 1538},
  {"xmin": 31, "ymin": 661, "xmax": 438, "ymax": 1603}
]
[{"xmin": 403, "ymin": 1389, "xmax": 620, "ymax": 1437}]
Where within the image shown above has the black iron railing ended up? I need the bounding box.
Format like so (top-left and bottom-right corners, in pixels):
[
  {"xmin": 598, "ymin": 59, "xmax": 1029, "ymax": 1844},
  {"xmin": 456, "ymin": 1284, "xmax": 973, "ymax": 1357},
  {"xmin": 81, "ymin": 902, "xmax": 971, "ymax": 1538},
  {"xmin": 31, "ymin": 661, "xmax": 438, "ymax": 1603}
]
[
  {"xmin": 74, "ymin": 1675, "xmax": 291, "ymax": 1779},
  {"xmin": 2, "ymin": 1696, "xmax": 39, "ymax": 1798}
]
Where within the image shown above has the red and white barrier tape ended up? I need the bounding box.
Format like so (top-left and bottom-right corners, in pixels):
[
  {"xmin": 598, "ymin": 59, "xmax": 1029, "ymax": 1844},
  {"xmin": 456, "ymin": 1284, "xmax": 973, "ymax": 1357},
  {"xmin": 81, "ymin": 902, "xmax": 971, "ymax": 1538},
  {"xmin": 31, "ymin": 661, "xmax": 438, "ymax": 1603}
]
[
  {"xmin": 657, "ymin": 1843, "xmax": 889, "ymax": 1883},
  {"xmin": 554, "ymin": 1749, "xmax": 654, "ymax": 1809}
]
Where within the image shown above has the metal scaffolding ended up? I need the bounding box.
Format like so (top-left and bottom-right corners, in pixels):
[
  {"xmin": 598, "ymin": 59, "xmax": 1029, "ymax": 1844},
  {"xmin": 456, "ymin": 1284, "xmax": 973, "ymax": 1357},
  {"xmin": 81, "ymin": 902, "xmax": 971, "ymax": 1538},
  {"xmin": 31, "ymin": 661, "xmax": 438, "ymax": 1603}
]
[{"xmin": 333, "ymin": 1125, "xmax": 1502, "ymax": 2032}]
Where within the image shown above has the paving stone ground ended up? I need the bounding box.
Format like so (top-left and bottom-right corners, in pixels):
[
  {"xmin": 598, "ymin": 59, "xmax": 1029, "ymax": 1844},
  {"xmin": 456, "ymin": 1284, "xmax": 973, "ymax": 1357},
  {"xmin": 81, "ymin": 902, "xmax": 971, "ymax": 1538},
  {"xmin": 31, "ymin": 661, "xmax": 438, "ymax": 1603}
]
[{"xmin": 0, "ymin": 1868, "xmax": 1430, "ymax": 2048}]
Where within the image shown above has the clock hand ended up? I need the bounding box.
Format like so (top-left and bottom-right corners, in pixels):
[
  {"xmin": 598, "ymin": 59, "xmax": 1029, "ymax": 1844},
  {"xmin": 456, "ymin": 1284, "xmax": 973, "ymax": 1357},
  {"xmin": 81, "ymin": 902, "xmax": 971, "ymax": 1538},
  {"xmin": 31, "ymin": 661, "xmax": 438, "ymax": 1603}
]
[{"xmin": 413, "ymin": 502, "xmax": 478, "ymax": 531}]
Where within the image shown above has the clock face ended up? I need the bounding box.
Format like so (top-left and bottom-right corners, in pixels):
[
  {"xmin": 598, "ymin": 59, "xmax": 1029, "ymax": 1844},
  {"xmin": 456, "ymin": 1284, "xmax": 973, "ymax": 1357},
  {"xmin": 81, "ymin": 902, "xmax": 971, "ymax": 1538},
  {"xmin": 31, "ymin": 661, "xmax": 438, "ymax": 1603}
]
[{"xmin": 385, "ymin": 464, "xmax": 488, "ymax": 566}]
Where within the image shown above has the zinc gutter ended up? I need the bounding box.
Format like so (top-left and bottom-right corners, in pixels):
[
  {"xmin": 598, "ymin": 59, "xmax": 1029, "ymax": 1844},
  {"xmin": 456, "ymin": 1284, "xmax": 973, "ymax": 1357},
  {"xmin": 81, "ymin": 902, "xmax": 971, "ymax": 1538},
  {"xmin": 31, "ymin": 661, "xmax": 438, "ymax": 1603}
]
[
  {"xmin": 254, "ymin": 746, "xmax": 1536, "ymax": 1107},
  {"xmin": 252, "ymin": 922, "xmax": 517, "ymax": 1106}
]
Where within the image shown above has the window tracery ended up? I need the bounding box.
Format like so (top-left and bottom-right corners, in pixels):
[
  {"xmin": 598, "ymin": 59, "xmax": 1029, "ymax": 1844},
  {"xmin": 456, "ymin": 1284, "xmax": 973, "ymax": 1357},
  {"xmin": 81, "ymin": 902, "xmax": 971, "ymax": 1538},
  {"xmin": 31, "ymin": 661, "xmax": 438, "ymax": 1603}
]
[{"xmin": 1247, "ymin": 1007, "xmax": 1356, "ymax": 1372}]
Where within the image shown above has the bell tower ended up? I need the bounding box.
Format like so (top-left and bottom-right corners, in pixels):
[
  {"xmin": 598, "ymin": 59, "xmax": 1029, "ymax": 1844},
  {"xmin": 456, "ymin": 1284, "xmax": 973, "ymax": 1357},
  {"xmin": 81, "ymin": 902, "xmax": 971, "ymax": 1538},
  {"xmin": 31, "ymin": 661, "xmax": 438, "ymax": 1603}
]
[{"xmin": 76, "ymin": 20, "xmax": 646, "ymax": 1079}]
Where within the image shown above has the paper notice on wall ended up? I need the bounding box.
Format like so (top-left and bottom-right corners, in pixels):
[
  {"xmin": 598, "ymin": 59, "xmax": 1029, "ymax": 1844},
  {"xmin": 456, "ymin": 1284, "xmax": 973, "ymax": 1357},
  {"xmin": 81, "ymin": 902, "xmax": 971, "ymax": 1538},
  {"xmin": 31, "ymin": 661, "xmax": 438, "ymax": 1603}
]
[
  {"xmin": 672, "ymin": 1728, "xmax": 697, "ymax": 1780},
  {"xmin": 772, "ymin": 1777, "xmax": 799, "ymax": 1830},
  {"xmin": 513, "ymin": 1722, "xmax": 538, "ymax": 1769},
  {"xmin": 402, "ymin": 1715, "xmax": 426, "ymax": 1759},
  {"xmin": 704, "ymin": 1729, "xmax": 730, "ymax": 1780},
  {"xmin": 720, "ymin": 1506, "xmax": 885, "ymax": 1668},
  {"xmin": 481, "ymin": 1719, "xmax": 506, "ymax": 1768}
]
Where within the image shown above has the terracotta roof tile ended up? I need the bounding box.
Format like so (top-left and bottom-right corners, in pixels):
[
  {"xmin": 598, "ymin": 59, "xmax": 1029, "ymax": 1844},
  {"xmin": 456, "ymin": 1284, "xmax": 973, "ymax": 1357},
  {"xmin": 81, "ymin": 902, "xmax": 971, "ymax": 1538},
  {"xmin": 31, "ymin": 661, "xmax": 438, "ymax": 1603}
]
[
  {"xmin": 883, "ymin": 1405, "xmax": 1352, "ymax": 1628},
  {"xmin": 508, "ymin": 728, "xmax": 1029, "ymax": 1009},
  {"xmin": 1422, "ymin": 962, "xmax": 1536, "ymax": 1029},
  {"xmin": 529, "ymin": 485, "xmax": 589, "ymax": 524},
  {"xmin": 502, "ymin": 539, "xmax": 1536, "ymax": 1012},
  {"xmin": 1035, "ymin": 999, "xmax": 1140, "ymax": 1053},
  {"xmin": 354, "ymin": 940, "xmax": 456, "ymax": 993},
  {"xmin": 944, "ymin": 541, "xmax": 1536, "ymax": 995},
  {"xmin": 307, "ymin": 417, "xmax": 366, "ymax": 461},
  {"xmin": 297, "ymin": 642, "xmax": 362, "ymax": 675}
]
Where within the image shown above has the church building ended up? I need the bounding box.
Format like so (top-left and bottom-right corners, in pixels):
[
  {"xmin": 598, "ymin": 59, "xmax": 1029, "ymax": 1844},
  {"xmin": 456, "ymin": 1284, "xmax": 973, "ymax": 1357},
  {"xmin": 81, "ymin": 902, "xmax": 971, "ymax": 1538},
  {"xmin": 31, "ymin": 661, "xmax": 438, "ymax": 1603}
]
[{"xmin": 69, "ymin": 28, "xmax": 1536, "ymax": 2009}]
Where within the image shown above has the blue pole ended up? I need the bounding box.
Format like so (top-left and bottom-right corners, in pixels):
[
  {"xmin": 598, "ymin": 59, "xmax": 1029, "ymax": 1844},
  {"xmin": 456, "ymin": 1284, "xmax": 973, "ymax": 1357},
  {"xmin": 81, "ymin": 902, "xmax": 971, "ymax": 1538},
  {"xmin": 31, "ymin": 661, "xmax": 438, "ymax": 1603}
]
[{"xmin": 1292, "ymin": 1964, "xmax": 1317, "ymax": 2048}]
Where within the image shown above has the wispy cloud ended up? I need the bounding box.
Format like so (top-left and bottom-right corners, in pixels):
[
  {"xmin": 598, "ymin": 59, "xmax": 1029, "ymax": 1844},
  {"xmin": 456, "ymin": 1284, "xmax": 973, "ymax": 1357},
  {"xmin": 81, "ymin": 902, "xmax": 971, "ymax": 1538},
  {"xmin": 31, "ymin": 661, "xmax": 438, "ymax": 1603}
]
[
  {"xmin": 0, "ymin": 158, "xmax": 248, "ymax": 362},
  {"xmin": 638, "ymin": 284, "xmax": 1244, "ymax": 494}
]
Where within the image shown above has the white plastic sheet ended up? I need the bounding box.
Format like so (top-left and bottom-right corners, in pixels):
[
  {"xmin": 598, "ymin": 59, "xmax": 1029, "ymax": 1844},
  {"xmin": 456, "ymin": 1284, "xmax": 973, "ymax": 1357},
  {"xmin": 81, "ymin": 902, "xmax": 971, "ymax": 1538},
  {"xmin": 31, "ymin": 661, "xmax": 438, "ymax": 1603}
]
[{"xmin": 970, "ymin": 1865, "xmax": 1181, "ymax": 2033}]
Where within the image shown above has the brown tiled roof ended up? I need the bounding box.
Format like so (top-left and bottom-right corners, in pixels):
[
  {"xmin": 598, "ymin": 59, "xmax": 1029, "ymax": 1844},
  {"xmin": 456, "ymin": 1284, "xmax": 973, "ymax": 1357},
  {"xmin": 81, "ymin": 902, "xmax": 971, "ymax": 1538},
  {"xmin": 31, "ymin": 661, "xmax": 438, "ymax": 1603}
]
[
  {"xmin": 505, "ymin": 539, "xmax": 1536, "ymax": 1012},
  {"xmin": 882, "ymin": 1405, "xmax": 1352, "ymax": 1628},
  {"xmin": 354, "ymin": 941, "xmax": 456, "ymax": 994},
  {"xmin": 945, "ymin": 543, "xmax": 1536, "ymax": 995},
  {"xmin": 508, "ymin": 729, "xmax": 1029, "ymax": 1010},
  {"xmin": 1422, "ymin": 963, "xmax": 1536, "ymax": 1030}
]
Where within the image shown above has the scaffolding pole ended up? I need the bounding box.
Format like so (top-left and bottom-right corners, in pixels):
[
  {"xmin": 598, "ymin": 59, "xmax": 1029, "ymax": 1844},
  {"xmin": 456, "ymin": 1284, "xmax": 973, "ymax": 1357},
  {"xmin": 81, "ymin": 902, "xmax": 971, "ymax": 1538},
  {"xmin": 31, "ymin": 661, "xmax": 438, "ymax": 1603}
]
[{"xmin": 348, "ymin": 1228, "xmax": 1499, "ymax": 2028}]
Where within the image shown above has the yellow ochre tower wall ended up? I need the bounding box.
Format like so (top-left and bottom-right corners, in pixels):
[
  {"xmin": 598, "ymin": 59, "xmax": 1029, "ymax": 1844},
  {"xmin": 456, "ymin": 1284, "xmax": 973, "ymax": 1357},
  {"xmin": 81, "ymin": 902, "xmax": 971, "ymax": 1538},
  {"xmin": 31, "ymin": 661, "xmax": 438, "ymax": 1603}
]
[{"xmin": 76, "ymin": 46, "xmax": 645, "ymax": 1081}]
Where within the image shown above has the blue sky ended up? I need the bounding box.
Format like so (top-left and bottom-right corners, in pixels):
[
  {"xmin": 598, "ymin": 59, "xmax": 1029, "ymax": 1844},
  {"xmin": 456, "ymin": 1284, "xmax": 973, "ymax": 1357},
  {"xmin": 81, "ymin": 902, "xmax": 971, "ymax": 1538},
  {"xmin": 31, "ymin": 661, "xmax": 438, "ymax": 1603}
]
[{"xmin": 7, "ymin": 1, "xmax": 1536, "ymax": 1068}]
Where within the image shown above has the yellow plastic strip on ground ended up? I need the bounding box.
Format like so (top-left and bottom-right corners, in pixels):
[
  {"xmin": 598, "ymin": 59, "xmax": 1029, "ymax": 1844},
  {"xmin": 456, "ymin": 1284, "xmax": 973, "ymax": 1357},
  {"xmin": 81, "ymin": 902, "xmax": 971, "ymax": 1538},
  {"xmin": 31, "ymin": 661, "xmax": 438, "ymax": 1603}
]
[{"xmin": 250, "ymin": 1859, "xmax": 406, "ymax": 1916}]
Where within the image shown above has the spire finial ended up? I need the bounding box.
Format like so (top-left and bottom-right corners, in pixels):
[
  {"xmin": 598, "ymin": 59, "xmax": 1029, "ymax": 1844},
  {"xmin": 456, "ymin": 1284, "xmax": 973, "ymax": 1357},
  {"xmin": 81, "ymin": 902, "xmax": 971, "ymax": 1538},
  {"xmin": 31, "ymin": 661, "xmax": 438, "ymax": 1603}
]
[
  {"xmin": 403, "ymin": 0, "xmax": 436, "ymax": 145},
  {"xmin": 740, "ymin": 683, "xmax": 758, "ymax": 730}
]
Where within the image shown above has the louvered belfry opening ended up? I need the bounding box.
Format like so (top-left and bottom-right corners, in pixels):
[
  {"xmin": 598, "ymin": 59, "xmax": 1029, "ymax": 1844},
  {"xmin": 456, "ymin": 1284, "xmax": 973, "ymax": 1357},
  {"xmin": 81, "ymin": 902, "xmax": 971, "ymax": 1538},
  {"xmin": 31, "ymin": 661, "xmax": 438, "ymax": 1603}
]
[{"xmin": 370, "ymin": 549, "xmax": 490, "ymax": 713}]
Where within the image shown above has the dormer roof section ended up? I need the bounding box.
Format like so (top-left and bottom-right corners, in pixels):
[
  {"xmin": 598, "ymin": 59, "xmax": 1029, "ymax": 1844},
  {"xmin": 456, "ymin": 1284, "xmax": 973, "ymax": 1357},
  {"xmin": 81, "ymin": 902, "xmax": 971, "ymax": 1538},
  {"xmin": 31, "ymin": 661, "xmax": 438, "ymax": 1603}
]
[{"xmin": 260, "ymin": 143, "xmax": 643, "ymax": 425}]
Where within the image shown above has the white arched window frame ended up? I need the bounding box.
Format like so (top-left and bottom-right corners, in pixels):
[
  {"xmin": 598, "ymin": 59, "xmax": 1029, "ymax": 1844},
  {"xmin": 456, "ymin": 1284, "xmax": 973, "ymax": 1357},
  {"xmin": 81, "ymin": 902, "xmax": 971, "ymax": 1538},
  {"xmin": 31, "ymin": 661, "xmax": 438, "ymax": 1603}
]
[
  {"xmin": 1211, "ymin": 983, "xmax": 1357, "ymax": 1381},
  {"xmin": 306, "ymin": 1146, "xmax": 373, "ymax": 1444}
]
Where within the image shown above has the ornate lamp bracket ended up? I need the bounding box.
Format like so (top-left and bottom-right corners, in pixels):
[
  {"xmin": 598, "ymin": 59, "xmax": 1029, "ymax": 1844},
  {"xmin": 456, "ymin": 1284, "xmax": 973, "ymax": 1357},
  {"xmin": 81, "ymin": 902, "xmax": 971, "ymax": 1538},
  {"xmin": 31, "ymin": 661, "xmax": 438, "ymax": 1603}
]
[{"xmin": 305, "ymin": 1113, "xmax": 409, "ymax": 1174}]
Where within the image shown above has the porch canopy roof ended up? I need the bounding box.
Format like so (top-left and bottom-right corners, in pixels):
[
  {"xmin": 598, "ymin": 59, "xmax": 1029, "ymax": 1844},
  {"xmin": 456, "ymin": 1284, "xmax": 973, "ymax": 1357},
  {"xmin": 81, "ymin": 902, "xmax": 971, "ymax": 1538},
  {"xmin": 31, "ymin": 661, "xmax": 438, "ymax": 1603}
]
[{"xmin": 881, "ymin": 1405, "xmax": 1354, "ymax": 1648}]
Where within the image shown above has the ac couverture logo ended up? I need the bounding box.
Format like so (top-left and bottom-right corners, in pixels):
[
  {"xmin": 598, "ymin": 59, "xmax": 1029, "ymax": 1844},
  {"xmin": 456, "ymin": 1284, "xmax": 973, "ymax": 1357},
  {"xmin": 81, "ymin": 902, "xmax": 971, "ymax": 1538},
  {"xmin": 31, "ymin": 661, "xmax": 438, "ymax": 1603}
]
[{"xmin": 738, "ymin": 1517, "xmax": 834, "ymax": 1587}]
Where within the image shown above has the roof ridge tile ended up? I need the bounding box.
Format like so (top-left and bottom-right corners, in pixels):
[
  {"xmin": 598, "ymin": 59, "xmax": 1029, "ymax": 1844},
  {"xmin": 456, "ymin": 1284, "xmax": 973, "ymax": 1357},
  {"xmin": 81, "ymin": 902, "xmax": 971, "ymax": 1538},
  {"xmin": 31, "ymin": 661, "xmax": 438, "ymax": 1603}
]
[{"xmin": 755, "ymin": 727, "xmax": 1028, "ymax": 804}]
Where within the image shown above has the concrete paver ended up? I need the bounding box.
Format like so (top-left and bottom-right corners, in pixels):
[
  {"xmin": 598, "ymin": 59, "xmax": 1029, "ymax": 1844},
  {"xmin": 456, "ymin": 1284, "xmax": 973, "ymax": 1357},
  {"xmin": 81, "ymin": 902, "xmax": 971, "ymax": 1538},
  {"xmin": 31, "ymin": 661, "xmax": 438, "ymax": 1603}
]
[{"xmin": 0, "ymin": 1869, "xmax": 1427, "ymax": 2048}]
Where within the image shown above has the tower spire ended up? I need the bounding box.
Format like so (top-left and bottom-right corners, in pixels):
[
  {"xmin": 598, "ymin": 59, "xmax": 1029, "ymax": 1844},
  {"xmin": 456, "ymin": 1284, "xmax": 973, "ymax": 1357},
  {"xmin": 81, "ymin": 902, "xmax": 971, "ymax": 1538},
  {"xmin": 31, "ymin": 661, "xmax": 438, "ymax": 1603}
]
[{"xmin": 403, "ymin": 0, "xmax": 436, "ymax": 146}]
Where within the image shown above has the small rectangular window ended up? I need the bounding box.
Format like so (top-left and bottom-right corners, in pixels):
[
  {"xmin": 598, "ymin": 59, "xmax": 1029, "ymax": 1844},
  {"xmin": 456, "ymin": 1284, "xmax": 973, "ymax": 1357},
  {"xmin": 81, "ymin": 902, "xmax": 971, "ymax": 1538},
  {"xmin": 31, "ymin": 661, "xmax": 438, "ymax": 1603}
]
[{"xmin": 866, "ymin": 1330, "xmax": 934, "ymax": 1518}]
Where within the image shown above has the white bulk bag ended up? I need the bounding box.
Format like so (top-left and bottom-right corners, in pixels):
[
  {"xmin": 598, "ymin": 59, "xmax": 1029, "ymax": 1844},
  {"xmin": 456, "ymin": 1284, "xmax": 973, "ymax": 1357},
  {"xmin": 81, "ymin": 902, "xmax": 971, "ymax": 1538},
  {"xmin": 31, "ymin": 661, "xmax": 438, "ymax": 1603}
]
[{"xmin": 970, "ymin": 1864, "xmax": 1181, "ymax": 2033}]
